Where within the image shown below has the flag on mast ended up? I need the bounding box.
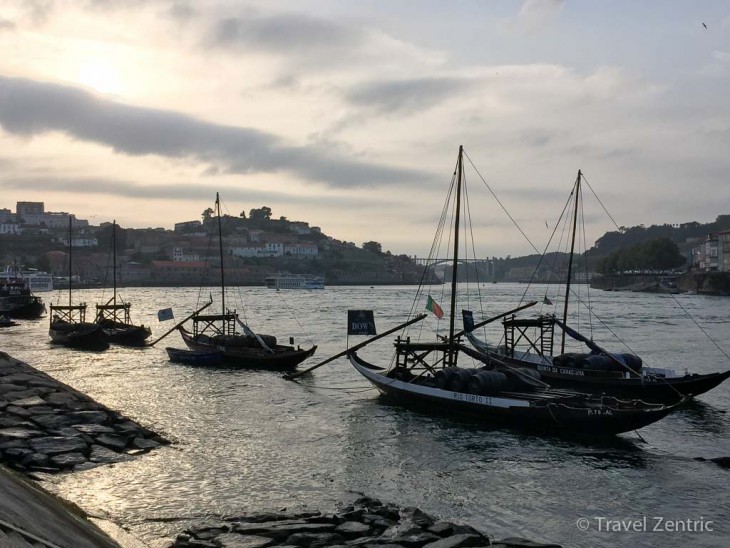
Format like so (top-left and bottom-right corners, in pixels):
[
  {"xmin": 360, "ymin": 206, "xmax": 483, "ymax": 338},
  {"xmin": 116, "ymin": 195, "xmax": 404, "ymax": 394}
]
[{"xmin": 426, "ymin": 295, "xmax": 444, "ymax": 319}]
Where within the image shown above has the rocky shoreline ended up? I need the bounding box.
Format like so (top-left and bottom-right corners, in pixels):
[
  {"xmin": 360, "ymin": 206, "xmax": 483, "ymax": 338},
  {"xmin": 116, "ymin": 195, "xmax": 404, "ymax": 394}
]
[
  {"xmin": 170, "ymin": 496, "xmax": 561, "ymax": 548},
  {"xmin": 0, "ymin": 351, "xmax": 168, "ymax": 475}
]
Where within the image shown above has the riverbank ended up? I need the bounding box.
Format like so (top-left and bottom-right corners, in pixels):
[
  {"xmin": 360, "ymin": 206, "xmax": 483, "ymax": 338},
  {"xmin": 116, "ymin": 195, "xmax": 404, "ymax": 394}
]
[{"xmin": 0, "ymin": 351, "xmax": 169, "ymax": 547}]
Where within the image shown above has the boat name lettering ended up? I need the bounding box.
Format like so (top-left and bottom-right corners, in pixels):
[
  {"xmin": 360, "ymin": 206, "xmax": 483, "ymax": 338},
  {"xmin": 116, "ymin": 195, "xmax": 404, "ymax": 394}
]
[
  {"xmin": 452, "ymin": 392, "xmax": 492, "ymax": 405},
  {"xmin": 537, "ymin": 365, "xmax": 585, "ymax": 376},
  {"xmin": 587, "ymin": 408, "xmax": 613, "ymax": 416}
]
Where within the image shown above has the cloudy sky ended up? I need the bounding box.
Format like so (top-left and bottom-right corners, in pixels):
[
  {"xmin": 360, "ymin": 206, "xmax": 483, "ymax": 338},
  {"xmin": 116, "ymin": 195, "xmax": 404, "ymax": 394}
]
[{"xmin": 1, "ymin": 0, "xmax": 729, "ymax": 257}]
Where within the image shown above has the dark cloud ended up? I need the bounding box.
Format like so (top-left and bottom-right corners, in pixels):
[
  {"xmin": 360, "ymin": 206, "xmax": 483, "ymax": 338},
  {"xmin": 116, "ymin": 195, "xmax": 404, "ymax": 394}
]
[
  {"xmin": 2, "ymin": 176, "xmax": 393, "ymax": 210},
  {"xmin": 345, "ymin": 78, "xmax": 472, "ymax": 115},
  {"xmin": 206, "ymin": 13, "xmax": 363, "ymax": 55},
  {"xmin": 0, "ymin": 20, "xmax": 16, "ymax": 31},
  {"xmin": 0, "ymin": 75, "xmax": 429, "ymax": 188}
]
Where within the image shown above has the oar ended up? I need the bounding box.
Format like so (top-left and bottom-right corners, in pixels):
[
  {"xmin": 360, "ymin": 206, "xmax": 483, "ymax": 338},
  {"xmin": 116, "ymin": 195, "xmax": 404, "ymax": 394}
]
[
  {"xmin": 451, "ymin": 300, "xmax": 538, "ymax": 340},
  {"xmin": 147, "ymin": 300, "xmax": 212, "ymax": 347},
  {"xmin": 284, "ymin": 313, "xmax": 427, "ymax": 381}
]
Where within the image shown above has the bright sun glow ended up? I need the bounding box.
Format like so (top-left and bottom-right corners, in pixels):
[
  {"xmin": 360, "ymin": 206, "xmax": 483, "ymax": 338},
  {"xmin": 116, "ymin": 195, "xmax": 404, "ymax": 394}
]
[{"xmin": 77, "ymin": 60, "xmax": 123, "ymax": 94}]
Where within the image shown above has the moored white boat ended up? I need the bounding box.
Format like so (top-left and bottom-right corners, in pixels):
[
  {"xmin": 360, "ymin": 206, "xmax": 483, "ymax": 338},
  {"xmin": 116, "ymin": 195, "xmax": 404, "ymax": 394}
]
[{"xmin": 265, "ymin": 273, "xmax": 324, "ymax": 289}]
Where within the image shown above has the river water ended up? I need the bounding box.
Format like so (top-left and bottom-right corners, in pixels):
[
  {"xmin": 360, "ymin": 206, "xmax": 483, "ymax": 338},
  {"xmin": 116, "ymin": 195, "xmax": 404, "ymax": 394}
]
[{"xmin": 2, "ymin": 284, "xmax": 729, "ymax": 548}]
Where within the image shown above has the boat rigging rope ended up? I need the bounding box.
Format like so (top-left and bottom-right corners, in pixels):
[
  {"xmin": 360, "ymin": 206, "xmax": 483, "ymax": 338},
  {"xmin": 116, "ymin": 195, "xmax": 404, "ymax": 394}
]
[
  {"xmin": 668, "ymin": 294, "xmax": 730, "ymax": 362},
  {"xmin": 273, "ymin": 290, "xmax": 316, "ymax": 346}
]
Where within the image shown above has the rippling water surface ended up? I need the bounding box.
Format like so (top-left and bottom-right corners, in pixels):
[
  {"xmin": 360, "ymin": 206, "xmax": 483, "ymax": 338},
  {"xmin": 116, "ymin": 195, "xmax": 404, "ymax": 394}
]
[{"xmin": 3, "ymin": 284, "xmax": 729, "ymax": 547}]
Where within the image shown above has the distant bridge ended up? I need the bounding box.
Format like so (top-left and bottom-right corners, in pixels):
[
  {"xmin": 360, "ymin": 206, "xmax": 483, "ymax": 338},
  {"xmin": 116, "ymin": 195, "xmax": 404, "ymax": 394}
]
[{"xmin": 412, "ymin": 257, "xmax": 497, "ymax": 280}]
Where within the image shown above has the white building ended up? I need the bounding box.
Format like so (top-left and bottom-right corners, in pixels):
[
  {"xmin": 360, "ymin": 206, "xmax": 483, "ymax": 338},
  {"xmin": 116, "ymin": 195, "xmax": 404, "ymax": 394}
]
[
  {"xmin": 0, "ymin": 223, "xmax": 21, "ymax": 235},
  {"xmin": 694, "ymin": 231, "xmax": 730, "ymax": 272},
  {"xmin": 58, "ymin": 237, "xmax": 98, "ymax": 247},
  {"xmin": 284, "ymin": 242, "xmax": 319, "ymax": 257},
  {"xmin": 172, "ymin": 247, "xmax": 200, "ymax": 262}
]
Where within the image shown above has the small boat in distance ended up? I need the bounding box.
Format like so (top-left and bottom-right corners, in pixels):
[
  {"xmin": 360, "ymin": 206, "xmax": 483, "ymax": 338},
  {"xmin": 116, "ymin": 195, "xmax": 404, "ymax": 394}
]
[
  {"xmin": 49, "ymin": 218, "xmax": 108, "ymax": 350},
  {"xmin": 265, "ymin": 273, "xmax": 325, "ymax": 290},
  {"xmin": 95, "ymin": 221, "xmax": 151, "ymax": 346},
  {"xmin": 0, "ymin": 275, "xmax": 46, "ymax": 319},
  {"xmin": 178, "ymin": 194, "xmax": 317, "ymax": 371},
  {"xmin": 347, "ymin": 146, "xmax": 683, "ymax": 436}
]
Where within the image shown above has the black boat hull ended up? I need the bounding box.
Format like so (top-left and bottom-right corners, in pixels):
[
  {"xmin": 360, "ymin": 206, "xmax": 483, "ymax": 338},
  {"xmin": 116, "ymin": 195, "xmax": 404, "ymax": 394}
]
[
  {"xmin": 468, "ymin": 334, "xmax": 730, "ymax": 403},
  {"xmin": 524, "ymin": 364, "xmax": 730, "ymax": 402},
  {"xmin": 0, "ymin": 295, "xmax": 46, "ymax": 319},
  {"xmin": 180, "ymin": 328, "xmax": 316, "ymax": 371},
  {"xmin": 349, "ymin": 351, "xmax": 678, "ymax": 436},
  {"xmin": 49, "ymin": 321, "xmax": 109, "ymax": 350},
  {"xmin": 166, "ymin": 347, "xmax": 223, "ymax": 366},
  {"xmin": 98, "ymin": 321, "xmax": 152, "ymax": 347}
]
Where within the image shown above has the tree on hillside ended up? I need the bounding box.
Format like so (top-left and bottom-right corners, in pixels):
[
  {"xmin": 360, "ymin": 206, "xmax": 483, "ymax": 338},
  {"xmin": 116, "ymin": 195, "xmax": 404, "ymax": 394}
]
[
  {"xmin": 95, "ymin": 224, "xmax": 128, "ymax": 252},
  {"xmin": 249, "ymin": 207, "xmax": 272, "ymax": 227},
  {"xmin": 202, "ymin": 208, "xmax": 214, "ymax": 222},
  {"xmin": 597, "ymin": 237, "xmax": 685, "ymax": 274},
  {"xmin": 362, "ymin": 241, "xmax": 383, "ymax": 254}
]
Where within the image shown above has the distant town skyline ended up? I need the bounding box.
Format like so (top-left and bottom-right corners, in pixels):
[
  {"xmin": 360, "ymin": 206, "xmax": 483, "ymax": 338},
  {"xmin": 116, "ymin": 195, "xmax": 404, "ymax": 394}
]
[{"xmin": 1, "ymin": 1, "xmax": 729, "ymax": 257}]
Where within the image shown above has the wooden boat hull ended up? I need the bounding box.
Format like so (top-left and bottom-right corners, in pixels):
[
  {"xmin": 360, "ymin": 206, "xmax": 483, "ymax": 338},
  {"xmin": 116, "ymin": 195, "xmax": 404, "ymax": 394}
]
[
  {"xmin": 98, "ymin": 320, "xmax": 152, "ymax": 347},
  {"xmin": 0, "ymin": 295, "xmax": 46, "ymax": 319},
  {"xmin": 349, "ymin": 351, "xmax": 679, "ymax": 436},
  {"xmin": 467, "ymin": 333, "xmax": 730, "ymax": 403},
  {"xmin": 166, "ymin": 347, "xmax": 223, "ymax": 366},
  {"xmin": 179, "ymin": 328, "xmax": 316, "ymax": 371},
  {"xmin": 49, "ymin": 321, "xmax": 109, "ymax": 350}
]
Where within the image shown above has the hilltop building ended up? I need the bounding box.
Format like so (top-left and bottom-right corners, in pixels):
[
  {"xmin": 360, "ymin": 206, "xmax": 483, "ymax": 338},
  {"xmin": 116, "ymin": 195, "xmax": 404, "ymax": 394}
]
[{"xmin": 693, "ymin": 231, "xmax": 730, "ymax": 272}]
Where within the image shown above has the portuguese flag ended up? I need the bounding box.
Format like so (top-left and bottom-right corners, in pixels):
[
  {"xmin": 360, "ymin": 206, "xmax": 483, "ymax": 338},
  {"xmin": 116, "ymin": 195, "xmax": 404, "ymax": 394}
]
[{"xmin": 426, "ymin": 295, "xmax": 444, "ymax": 319}]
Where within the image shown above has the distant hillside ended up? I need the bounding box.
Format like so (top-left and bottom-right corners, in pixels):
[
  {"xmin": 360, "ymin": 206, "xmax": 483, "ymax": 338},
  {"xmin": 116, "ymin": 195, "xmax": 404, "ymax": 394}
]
[{"xmin": 589, "ymin": 215, "xmax": 730, "ymax": 257}]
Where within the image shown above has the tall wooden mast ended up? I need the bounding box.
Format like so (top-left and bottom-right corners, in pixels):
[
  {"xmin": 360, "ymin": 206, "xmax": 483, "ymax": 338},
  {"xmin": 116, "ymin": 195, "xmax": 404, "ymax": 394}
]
[
  {"xmin": 447, "ymin": 145, "xmax": 464, "ymax": 365},
  {"xmin": 561, "ymin": 170, "xmax": 582, "ymax": 354},
  {"xmin": 216, "ymin": 193, "xmax": 226, "ymax": 332}
]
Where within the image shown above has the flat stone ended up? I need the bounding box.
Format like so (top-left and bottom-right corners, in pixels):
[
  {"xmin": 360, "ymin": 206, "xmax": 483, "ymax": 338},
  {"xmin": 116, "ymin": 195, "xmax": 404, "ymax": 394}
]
[
  {"xmin": 67, "ymin": 410, "xmax": 109, "ymax": 424},
  {"xmin": 27, "ymin": 377, "xmax": 63, "ymax": 388},
  {"xmin": 71, "ymin": 423, "xmax": 116, "ymax": 435},
  {"xmin": 27, "ymin": 405, "xmax": 57, "ymax": 415},
  {"xmin": 389, "ymin": 532, "xmax": 442, "ymax": 548},
  {"xmin": 423, "ymin": 534, "xmax": 485, "ymax": 548},
  {"xmin": 29, "ymin": 436, "xmax": 89, "ymax": 456},
  {"xmin": 30, "ymin": 413, "xmax": 77, "ymax": 430},
  {"xmin": 95, "ymin": 434, "xmax": 128, "ymax": 450},
  {"xmin": 400, "ymin": 508, "xmax": 434, "ymax": 528},
  {"xmin": 0, "ymin": 427, "xmax": 44, "ymax": 440},
  {"xmin": 216, "ymin": 534, "xmax": 275, "ymax": 548},
  {"xmin": 2, "ymin": 388, "xmax": 49, "ymax": 400},
  {"xmin": 50, "ymin": 451, "xmax": 88, "ymax": 469},
  {"xmin": 43, "ymin": 391, "xmax": 80, "ymax": 407},
  {"xmin": 21, "ymin": 451, "xmax": 51, "ymax": 468},
  {"xmin": 233, "ymin": 522, "xmax": 336, "ymax": 541},
  {"xmin": 285, "ymin": 532, "xmax": 346, "ymax": 546},
  {"xmin": 89, "ymin": 444, "xmax": 132, "ymax": 463},
  {"xmin": 4, "ymin": 405, "xmax": 32, "ymax": 417},
  {"xmin": 1, "ymin": 373, "xmax": 40, "ymax": 384},
  {"xmin": 0, "ymin": 383, "xmax": 25, "ymax": 396},
  {"xmin": 2, "ymin": 447, "xmax": 33, "ymax": 462},
  {"xmin": 428, "ymin": 523, "xmax": 456, "ymax": 537},
  {"xmin": 9, "ymin": 395, "xmax": 47, "ymax": 407},
  {"xmin": 132, "ymin": 437, "xmax": 160, "ymax": 450},
  {"xmin": 336, "ymin": 521, "xmax": 373, "ymax": 538}
]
